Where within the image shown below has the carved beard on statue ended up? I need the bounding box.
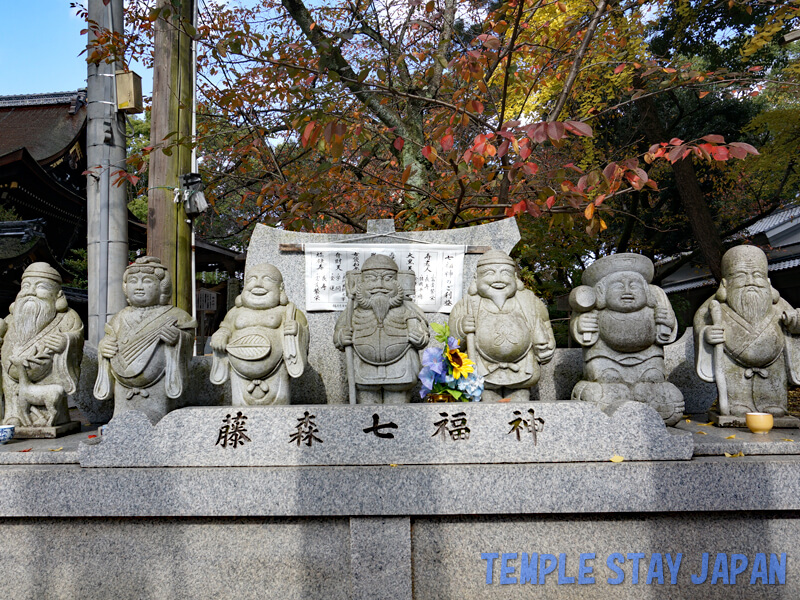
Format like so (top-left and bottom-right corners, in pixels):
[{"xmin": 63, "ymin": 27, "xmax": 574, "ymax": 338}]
[
  {"xmin": 728, "ymin": 283, "xmax": 772, "ymax": 323},
  {"xmin": 355, "ymin": 283, "xmax": 404, "ymax": 324},
  {"xmin": 479, "ymin": 282, "xmax": 515, "ymax": 311},
  {"xmin": 15, "ymin": 295, "xmax": 57, "ymax": 345}
]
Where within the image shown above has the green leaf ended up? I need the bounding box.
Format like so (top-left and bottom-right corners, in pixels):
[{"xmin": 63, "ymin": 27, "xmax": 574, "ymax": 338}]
[{"xmin": 430, "ymin": 322, "xmax": 450, "ymax": 343}]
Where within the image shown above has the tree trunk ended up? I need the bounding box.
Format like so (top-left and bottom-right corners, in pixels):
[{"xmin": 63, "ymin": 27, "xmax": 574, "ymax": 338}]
[{"xmin": 637, "ymin": 94, "xmax": 724, "ymax": 282}]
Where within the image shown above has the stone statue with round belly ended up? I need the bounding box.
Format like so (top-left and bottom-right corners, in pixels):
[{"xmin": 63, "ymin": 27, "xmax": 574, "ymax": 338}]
[
  {"xmin": 570, "ymin": 253, "xmax": 684, "ymax": 425},
  {"xmin": 449, "ymin": 249, "xmax": 555, "ymax": 402},
  {"xmin": 94, "ymin": 257, "xmax": 196, "ymax": 424},
  {"xmin": 0, "ymin": 262, "xmax": 83, "ymax": 436},
  {"xmin": 210, "ymin": 263, "xmax": 309, "ymax": 405}
]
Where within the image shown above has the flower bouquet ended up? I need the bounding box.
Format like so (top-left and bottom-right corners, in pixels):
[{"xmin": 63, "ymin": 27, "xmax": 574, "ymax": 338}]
[{"xmin": 419, "ymin": 323, "xmax": 484, "ymax": 402}]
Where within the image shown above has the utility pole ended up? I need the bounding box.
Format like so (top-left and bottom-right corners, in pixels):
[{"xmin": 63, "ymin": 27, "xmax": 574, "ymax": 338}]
[
  {"xmin": 148, "ymin": 0, "xmax": 195, "ymax": 312},
  {"xmin": 86, "ymin": 0, "xmax": 129, "ymax": 347}
]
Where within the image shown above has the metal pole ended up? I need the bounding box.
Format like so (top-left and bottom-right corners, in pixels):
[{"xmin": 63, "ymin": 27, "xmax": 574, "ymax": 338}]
[{"xmin": 86, "ymin": 0, "xmax": 128, "ymax": 347}]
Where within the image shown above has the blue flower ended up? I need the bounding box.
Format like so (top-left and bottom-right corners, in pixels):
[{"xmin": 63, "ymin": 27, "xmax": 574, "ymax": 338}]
[
  {"xmin": 422, "ymin": 347, "xmax": 447, "ymax": 375},
  {"xmin": 418, "ymin": 366, "xmax": 438, "ymax": 395},
  {"xmin": 447, "ymin": 336, "xmax": 459, "ymax": 350}
]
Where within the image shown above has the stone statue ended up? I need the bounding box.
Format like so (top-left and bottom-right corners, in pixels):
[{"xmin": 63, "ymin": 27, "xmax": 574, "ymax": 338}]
[
  {"xmin": 94, "ymin": 256, "xmax": 196, "ymax": 424},
  {"xmin": 570, "ymin": 253, "xmax": 684, "ymax": 425},
  {"xmin": 694, "ymin": 245, "xmax": 800, "ymax": 420},
  {"xmin": 334, "ymin": 254, "xmax": 429, "ymax": 404},
  {"xmin": 210, "ymin": 263, "xmax": 309, "ymax": 405},
  {"xmin": 449, "ymin": 249, "xmax": 555, "ymax": 402},
  {"xmin": 0, "ymin": 263, "xmax": 83, "ymax": 436}
]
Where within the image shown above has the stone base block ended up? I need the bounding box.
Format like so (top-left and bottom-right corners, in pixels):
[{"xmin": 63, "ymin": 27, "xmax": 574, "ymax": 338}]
[
  {"xmin": 709, "ymin": 410, "xmax": 800, "ymax": 429},
  {"xmin": 13, "ymin": 421, "xmax": 81, "ymax": 439},
  {"xmin": 79, "ymin": 401, "xmax": 693, "ymax": 468}
]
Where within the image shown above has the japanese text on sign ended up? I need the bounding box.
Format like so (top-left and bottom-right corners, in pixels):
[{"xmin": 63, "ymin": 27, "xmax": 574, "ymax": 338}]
[{"xmin": 304, "ymin": 243, "xmax": 465, "ymax": 313}]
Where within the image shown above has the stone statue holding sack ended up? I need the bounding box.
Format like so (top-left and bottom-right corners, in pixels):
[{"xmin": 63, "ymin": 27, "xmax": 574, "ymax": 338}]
[
  {"xmin": 0, "ymin": 263, "xmax": 83, "ymax": 437},
  {"xmin": 210, "ymin": 263, "xmax": 309, "ymax": 405},
  {"xmin": 570, "ymin": 253, "xmax": 684, "ymax": 425},
  {"xmin": 94, "ymin": 256, "xmax": 196, "ymax": 424},
  {"xmin": 334, "ymin": 254, "xmax": 429, "ymax": 404},
  {"xmin": 449, "ymin": 249, "xmax": 555, "ymax": 402},
  {"xmin": 694, "ymin": 245, "xmax": 800, "ymax": 424}
]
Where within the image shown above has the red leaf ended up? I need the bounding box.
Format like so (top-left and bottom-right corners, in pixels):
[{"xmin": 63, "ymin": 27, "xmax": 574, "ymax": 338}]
[
  {"xmin": 394, "ymin": 137, "xmax": 405, "ymax": 152},
  {"xmin": 698, "ymin": 91, "xmax": 710, "ymax": 99},
  {"xmin": 547, "ymin": 122, "xmax": 565, "ymax": 141},
  {"xmin": 497, "ymin": 140, "xmax": 509, "ymax": 158},
  {"xmin": 613, "ymin": 64, "xmax": 626, "ymax": 75},
  {"xmin": 602, "ymin": 162, "xmax": 620, "ymax": 182},
  {"xmin": 523, "ymin": 163, "xmax": 539, "ymax": 176},
  {"xmin": 711, "ymin": 146, "xmax": 729, "ymax": 161},
  {"xmin": 668, "ymin": 138, "xmax": 684, "ymax": 146},
  {"xmin": 565, "ymin": 121, "xmax": 593, "ymax": 137},
  {"xmin": 546, "ymin": 196, "xmax": 556, "ymax": 209},
  {"xmin": 729, "ymin": 142, "xmax": 759, "ymax": 155},
  {"xmin": 701, "ymin": 134, "xmax": 725, "ymax": 144},
  {"xmin": 526, "ymin": 201, "xmax": 542, "ymax": 217},
  {"xmin": 401, "ymin": 165, "xmax": 412, "ymax": 185},
  {"xmin": 728, "ymin": 145, "xmax": 748, "ymax": 160},
  {"xmin": 441, "ymin": 134, "xmax": 454, "ymax": 152},
  {"xmin": 301, "ymin": 122, "xmax": 316, "ymax": 148},
  {"xmin": 422, "ymin": 145, "xmax": 438, "ymax": 162}
]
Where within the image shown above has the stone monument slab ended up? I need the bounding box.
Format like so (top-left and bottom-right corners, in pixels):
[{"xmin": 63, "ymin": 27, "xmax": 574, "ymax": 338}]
[{"xmin": 78, "ymin": 401, "xmax": 692, "ymax": 467}]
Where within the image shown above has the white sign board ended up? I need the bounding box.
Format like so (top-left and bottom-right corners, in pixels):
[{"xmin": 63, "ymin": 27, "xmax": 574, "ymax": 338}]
[
  {"xmin": 196, "ymin": 288, "xmax": 218, "ymax": 312},
  {"xmin": 304, "ymin": 243, "xmax": 465, "ymax": 313}
]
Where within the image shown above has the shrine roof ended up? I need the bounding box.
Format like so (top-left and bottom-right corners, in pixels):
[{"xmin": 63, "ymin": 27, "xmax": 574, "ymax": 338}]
[{"xmin": 0, "ymin": 91, "xmax": 86, "ymax": 163}]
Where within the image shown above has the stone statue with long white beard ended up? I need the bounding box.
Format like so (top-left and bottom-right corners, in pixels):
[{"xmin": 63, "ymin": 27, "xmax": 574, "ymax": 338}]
[
  {"xmin": 0, "ymin": 263, "xmax": 83, "ymax": 437},
  {"xmin": 334, "ymin": 254, "xmax": 429, "ymax": 404},
  {"xmin": 694, "ymin": 245, "xmax": 800, "ymax": 423}
]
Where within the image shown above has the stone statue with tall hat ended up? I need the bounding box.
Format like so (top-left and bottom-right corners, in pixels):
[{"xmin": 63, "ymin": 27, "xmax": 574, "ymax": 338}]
[
  {"xmin": 449, "ymin": 249, "xmax": 555, "ymax": 402},
  {"xmin": 569, "ymin": 253, "xmax": 684, "ymax": 425},
  {"xmin": 210, "ymin": 263, "xmax": 309, "ymax": 405},
  {"xmin": 334, "ymin": 254, "xmax": 429, "ymax": 404},
  {"xmin": 694, "ymin": 245, "xmax": 800, "ymax": 425},
  {"xmin": 0, "ymin": 262, "xmax": 84, "ymax": 437},
  {"xmin": 94, "ymin": 256, "xmax": 196, "ymax": 424}
]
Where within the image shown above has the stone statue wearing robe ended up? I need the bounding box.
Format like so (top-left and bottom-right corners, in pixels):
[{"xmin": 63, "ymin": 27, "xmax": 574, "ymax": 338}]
[
  {"xmin": 570, "ymin": 253, "xmax": 684, "ymax": 425},
  {"xmin": 0, "ymin": 263, "xmax": 83, "ymax": 434},
  {"xmin": 94, "ymin": 256, "xmax": 196, "ymax": 424},
  {"xmin": 694, "ymin": 245, "xmax": 800, "ymax": 418},
  {"xmin": 210, "ymin": 263, "xmax": 309, "ymax": 405},
  {"xmin": 334, "ymin": 254, "xmax": 429, "ymax": 404},
  {"xmin": 449, "ymin": 249, "xmax": 555, "ymax": 402}
]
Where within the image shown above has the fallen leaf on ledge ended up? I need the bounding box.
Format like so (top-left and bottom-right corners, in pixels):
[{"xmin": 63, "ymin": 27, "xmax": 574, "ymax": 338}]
[
  {"xmin": 781, "ymin": 438, "xmax": 794, "ymax": 442},
  {"xmin": 610, "ymin": 455, "xmax": 624, "ymax": 463},
  {"xmin": 48, "ymin": 447, "xmax": 63, "ymax": 452},
  {"xmin": 695, "ymin": 431, "xmax": 707, "ymax": 435},
  {"xmin": 18, "ymin": 448, "xmax": 32, "ymax": 453},
  {"xmin": 725, "ymin": 435, "xmax": 736, "ymax": 439}
]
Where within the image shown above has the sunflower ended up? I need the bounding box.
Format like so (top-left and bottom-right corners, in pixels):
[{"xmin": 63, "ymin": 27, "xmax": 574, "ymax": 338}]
[{"xmin": 446, "ymin": 346, "xmax": 475, "ymax": 379}]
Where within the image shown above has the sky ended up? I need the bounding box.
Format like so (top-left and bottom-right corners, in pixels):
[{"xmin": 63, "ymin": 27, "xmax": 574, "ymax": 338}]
[
  {"xmin": 0, "ymin": 1, "xmax": 154, "ymax": 98},
  {"xmin": 0, "ymin": 2, "xmax": 90, "ymax": 96}
]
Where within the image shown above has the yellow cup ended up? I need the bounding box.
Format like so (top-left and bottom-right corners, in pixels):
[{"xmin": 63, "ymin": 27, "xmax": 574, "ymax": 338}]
[{"xmin": 746, "ymin": 412, "xmax": 774, "ymax": 434}]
